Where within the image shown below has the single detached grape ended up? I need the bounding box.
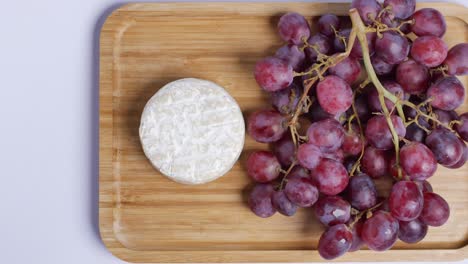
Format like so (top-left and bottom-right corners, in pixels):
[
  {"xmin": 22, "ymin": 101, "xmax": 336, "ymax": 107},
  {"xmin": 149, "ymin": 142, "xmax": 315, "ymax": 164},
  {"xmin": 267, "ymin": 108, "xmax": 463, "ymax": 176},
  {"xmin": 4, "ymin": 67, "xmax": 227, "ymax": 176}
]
[
  {"xmin": 444, "ymin": 43, "xmax": 468, "ymax": 76},
  {"xmin": 375, "ymin": 31, "xmax": 409, "ymax": 64},
  {"xmin": 247, "ymin": 151, "xmax": 281, "ymax": 183},
  {"xmin": 415, "ymin": 180, "xmax": 433, "ymax": 193},
  {"xmin": 427, "ymin": 77, "xmax": 465, "ymax": 111},
  {"xmin": 362, "ymin": 146, "xmax": 389, "ymax": 178},
  {"xmin": 419, "ymin": 192, "xmax": 450, "ymax": 226},
  {"xmin": 426, "ymin": 128, "xmax": 465, "ymax": 167},
  {"xmin": 275, "ymin": 44, "xmax": 306, "ymax": 71},
  {"xmin": 365, "ymin": 115, "xmax": 406, "ymax": 150},
  {"xmin": 371, "ymin": 55, "xmax": 394, "ymax": 76},
  {"xmin": 311, "ymin": 159, "xmax": 349, "ymax": 196},
  {"xmin": 271, "ymin": 83, "xmax": 301, "ymax": 115},
  {"xmin": 343, "ymin": 124, "xmax": 365, "ymax": 156},
  {"xmin": 248, "ymin": 109, "xmax": 287, "ymax": 143},
  {"xmin": 297, "ymin": 143, "xmax": 322, "ymax": 170},
  {"xmin": 318, "ymin": 224, "xmax": 353, "ymax": 260},
  {"xmin": 411, "ymin": 36, "xmax": 448, "ymax": 67},
  {"xmin": 277, "ymin": 12, "xmax": 311, "ymax": 45},
  {"xmin": 317, "ymin": 75, "xmax": 353, "ymax": 115},
  {"xmin": 285, "ymin": 176, "xmax": 319, "ymax": 207},
  {"xmin": 447, "ymin": 146, "xmax": 467, "ymax": 169},
  {"xmin": 389, "ymin": 181, "xmax": 424, "ymax": 221},
  {"xmin": 322, "ymin": 148, "xmax": 345, "ymax": 163},
  {"xmin": 314, "ymin": 196, "xmax": 351, "ymax": 227},
  {"xmin": 411, "ymin": 8, "xmax": 446, "ymax": 37},
  {"xmin": 318, "ymin": 14, "xmax": 340, "ymax": 37},
  {"xmin": 306, "ymin": 34, "xmax": 332, "ymax": 61},
  {"xmin": 351, "ymin": 0, "xmax": 382, "ymax": 25},
  {"xmin": 248, "ymin": 183, "xmax": 276, "ymax": 218},
  {"xmin": 456, "ymin": 113, "xmax": 468, "ymax": 141},
  {"xmin": 396, "ymin": 59, "xmax": 430, "ymax": 95},
  {"xmin": 384, "ymin": 0, "xmax": 415, "ymax": 19},
  {"xmin": 398, "ymin": 219, "xmax": 428, "ymax": 243},
  {"xmin": 346, "ymin": 173, "xmax": 378, "ymax": 210},
  {"xmin": 273, "ymin": 134, "xmax": 296, "ymax": 167},
  {"xmin": 328, "ymin": 57, "xmax": 362, "ymax": 84},
  {"xmin": 361, "ymin": 211, "xmax": 399, "ymax": 251},
  {"xmin": 272, "ymin": 190, "xmax": 298, "ymax": 216},
  {"xmin": 348, "ymin": 220, "xmax": 364, "ymax": 252},
  {"xmin": 400, "ymin": 142, "xmax": 437, "ymax": 180},
  {"xmin": 307, "ymin": 118, "xmax": 345, "ymax": 152},
  {"xmin": 367, "ymin": 81, "xmax": 408, "ymax": 112},
  {"xmin": 254, "ymin": 57, "xmax": 293, "ymax": 92}
]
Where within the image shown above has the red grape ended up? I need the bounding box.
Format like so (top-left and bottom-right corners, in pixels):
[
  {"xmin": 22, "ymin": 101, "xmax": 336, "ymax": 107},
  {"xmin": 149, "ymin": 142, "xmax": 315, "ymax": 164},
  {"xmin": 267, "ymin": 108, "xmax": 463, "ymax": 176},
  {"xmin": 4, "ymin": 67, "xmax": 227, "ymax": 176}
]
[
  {"xmin": 273, "ymin": 134, "xmax": 296, "ymax": 167},
  {"xmin": 317, "ymin": 75, "xmax": 353, "ymax": 115},
  {"xmin": 318, "ymin": 224, "xmax": 353, "ymax": 260},
  {"xmin": 284, "ymin": 176, "xmax": 319, "ymax": 207},
  {"xmin": 389, "ymin": 155, "xmax": 408, "ymax": 180},
  {"xmin": 433, "ymin": 109, "xmax": 459, "ymax": 128},
  {"xmin": 288, "ymin": 165, "xmax": 309, "ymax": 179},
  {"xmin": 272, "ymin": 190, "xmax": 298, "ymax": 216},
  {"xmin": 311, "ymin": 159, "xmax": 349, "ymax": 195},
  {"xmin": 254, "ymin": 57, "xmax": 293, "ymax": 92},
  {"xmin": 278, "ymin": 12, "xmax": 311, "ymax": 45},
  {"xmin": 308, "ymin": 101, "xmax": 341, "ymax": 122},
  {"xmin": 246, "ymin": 151, "xmax": 281, "ymax": 183},
  {"xmin": 447, "ymin": 145, "xmax": 467, "ymax": 169},
  {"xmin": 414, "ymin": 180, "xmax": 433, "ymax": 193},
  {"xmin": 271, "ymin": 83, "xmax": 301, "ymax": 115},
  {"xmin": 398, "ymin": 219, "xmax": 428, "ymax": 243},
  {"xmin": 362, "ymin": 146, "xmax": 389, "ymax": 178},
  {"xmin": 361, "ymin": 211, "xmax": 399, "ymax": 251},
  {"xmin": 328, "ymin": 57, "xmax": 362, "ymax": 84},
  {"xmin": 314, "ymin": 196, "xmax": 351, "ymax": 226},
  {"xmin": 389, "ymin": 181, "xmax": 424, "ymax": 221},
  {"xmin": 400, "ymin": 142, "xmax": 437, "ymax": 180},
  {"xmin": 419, "ymin": 192, "xmax": 450, "ymax": 226},
  {"xmin": 348, "ymin": 220, "xmax": 364, "ymax": 252},
  {"xmin": 411, "ymin": 8, "xmax": 446, "ymax": 37},
  {"xmin": 305, "ymin": 33, "xmax": 332, "ymax": 61},
  {"xmin": 248, "ymin": 183, "xmax": 276, "ymax": 218},
  {"xmin": 322, "ymin": 148, "xmax": 345, "ymax": 163},
  {"xmin": 297, "ymin": 143, "xmax": 322, "ymax": 170},
  {"xmin": 411, "ymin": 36, "xmax": 448, "ymax": 67},
  {"xmin": 307, "ymin": 118, "xmax": 345, "ymax": 152},
  {"xmin": 275, "ymin": 44, "xmax": 306, "ymax": 71},
  {"xmin": 248, "ymin": 109, "xmax": 287, "ymax": 143},
  {"xmin": 351, "ymin": 0, "xmax": 382, "ymax": 25},
  {"xmin": 343, "ymin": 124, "xmax": 365, "ymax": 156},
  {"xmin": 371, "ymin": 55, "xmax": 394, "ymax": 76},
  {"xmin": 384, "ymin": 0, "xmax": 415, "ymax": 19},
  {"xmin": 365, "ymin": 115, "xmax": 406, "ymax": 150},
  {"xmin": 346, "ymin": 173, "xmax": 378, "ymax": 210},
  {"xmin": 367, "ymin": 81, "xmax": 408, "ymax": 112},
  {"xmin": 427, "ymin": 77, "xmax": 465, "ymax": 111},
  {"xmin": 375, "ymin": 31, "xmax": 409, "ymax": 64},
  {"xmin": 426, "ymin": 128, "xmax": 465, "ymax": 167},
  {"xmin": 318, "ymin": 14, "xmax": 341, "ymax": 37},
  {"xmin": 396, "ymin": 59, "xmax": 430, "ymax": 95},
  {"xmin": 444, "ymin": 43, "xmax": 468, "ymax": 76}
]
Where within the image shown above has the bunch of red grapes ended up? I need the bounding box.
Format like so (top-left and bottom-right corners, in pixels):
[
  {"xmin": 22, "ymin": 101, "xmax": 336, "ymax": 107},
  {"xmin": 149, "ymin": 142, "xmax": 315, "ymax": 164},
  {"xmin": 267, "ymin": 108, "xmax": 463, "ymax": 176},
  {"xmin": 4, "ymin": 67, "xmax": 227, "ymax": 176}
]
[{"xmin": 246, "ymin": 0, "xmax": 468, "ymax": 260}]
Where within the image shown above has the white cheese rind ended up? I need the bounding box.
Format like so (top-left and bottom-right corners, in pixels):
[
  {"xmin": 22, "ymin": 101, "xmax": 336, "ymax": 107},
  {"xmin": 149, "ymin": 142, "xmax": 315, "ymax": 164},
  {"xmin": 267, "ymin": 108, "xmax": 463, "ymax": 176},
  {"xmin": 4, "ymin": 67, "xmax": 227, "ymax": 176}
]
[{"xmin": 139, "ymin": 78, "xmax": 245, "ymax": 184}]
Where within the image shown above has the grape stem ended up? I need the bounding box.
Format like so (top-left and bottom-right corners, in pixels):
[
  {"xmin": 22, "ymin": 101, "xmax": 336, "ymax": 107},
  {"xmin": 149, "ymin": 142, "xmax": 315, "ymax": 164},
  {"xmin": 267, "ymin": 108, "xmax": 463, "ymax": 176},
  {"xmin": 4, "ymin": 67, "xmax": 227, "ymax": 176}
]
[
  {"xmin": 348, "ymin": 201, "xmax": 383, "ymax": 228},
  {"xmin": 277, "ymin": 160, "xmax": 298, "ymax": 190}
]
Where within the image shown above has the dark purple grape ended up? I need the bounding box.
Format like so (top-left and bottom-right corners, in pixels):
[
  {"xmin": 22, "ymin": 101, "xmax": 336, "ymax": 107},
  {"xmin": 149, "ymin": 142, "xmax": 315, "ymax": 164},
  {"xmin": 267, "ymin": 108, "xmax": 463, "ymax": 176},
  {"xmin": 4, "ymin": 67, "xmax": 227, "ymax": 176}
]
[
  {"xmin": 400, "ymin": 142, "xmax": 437, "ymax": 180},
  {"xmin": 248, "ymin": 183, "xmax": 276, "ymax": 218},
  {"xmin": 308, "ymin": 101, "xmax": 339, "ymax": 122},
  {"xmin": 343, "ymin": 124, "xmax": 365, "ymax": 156},
  {"xmin": 375, "ymin": 31, "xmax": 409, "ymax": 64},
  {"xmin": 377, "ymin": 197, "xmax": 391, "ymax": 212},
  {"xmin": 318, "ymin": 224, "xmax": 353, "ymax": 260},
  {"xmin": 288, "ymin": 165, "xmax": 309, "ymax": 180},
  {"xmin": 389, "ymin": 181, "xmax": 424, "ymax": 221},
  {"xmin": 396, "ymin": 59, "xmax": 430, "ymax": 95},
  {"xmin": 278, "ymin": 12, "xmax": 311, "ymax": 45},
  {"xmin": 426, "ymin": 128, "xmax": 465, "ymax": 167},
  {"xmin": 344, "ymin": 156, "xmax": 358, "ymax": 174},
  {"xmin": 367, "ymin": 81, "xmax": 408, "ymax": 112},
  {"xmin": 419, "ymin": 192, "xmax": 450, "ymax": 226},
  {"xmin": 411, "ymin": 8, "xmax": 446, "ymax": 37},
  {"xmin": 404, "ymin": 98, "xmax": 431, "ymax": 128},
  {"xmin": 297, "ymin": 143, "xmax": 322, "ymax": 170},
  {"xmin": 411, "ymin": 36, "xmax": 448, "ymax": 67},
  {"xmin": 254, "ymin": 57, "xmax": 293, "ymax": 92},
  {"xmin": 352, "ymin": 93, "xmax": 372, "ymax": 122},
  {"xmin": 348, "ymin": 220, "xmax": 364, "ymax": 252},
  {"xmin": 433, "ymin": 109, "xmax": 459, "ymax": 128},
  {"xmin": 365, "ymin": 115, "xmax": 406, "ymax": 150},
  {"xmin": 346, "ymin": 173, "xmax": 378, "ymax": 210},
  {"xmin": 318, "ymin": 14, "xmax": 341, "ymax": 37},
  {"xmin": 305, "ymin": 34, "xmax": 332, "ymax": 61},
  {"xmin": 317, "ymin": 75, "xmax": 353, "ymax": 115},
  {"xmin": 362, "ymin": 211, "xmax": 399, "ymax": 251},
  {"xmin": 272, "ymin": 190, "xmax": 298, "ymax": 216},
  {"xmin": 405, "ymin": 123, "xmax": 427, "ymax": 143},
  {"xmin": 307, "ymin": 118, "xmax": 345, "ymax": 152},
  {"xmin": 398, "ymin": 219, "xmax": 428, "ymax": 243},
  {"xmin": 334, "ymin": 28, "xmax": 350, "ymax": 52},
  {"xmin": 444, "ymin": 43, "xmax": 468, "ymax": 76},
  {"xmin": 314, "ymin": 196, "xmax": 351, "ymax": 226},
  {"xmin": 456, "ymin": 113, "xmax": 468, "ymax": 142},
  {"xmin": 371, "ymin": 55, "xmax": 394, "ymax": 76},
  {"xmin": 284, "ymin": 176, "xmax": 319, "ymax": 207},
  {"xmin": 247, "ymin": 151, "xmax": 281, "ymax": 183},
  {"xmin": 328, "ymin": 57, "xmax": 362, "ymax": 84},
  {"xmin": 271, "ymin": 83, "xmax": 301, "ymax": 115},
  {"xmin": 351, "ymin": 32, "xmax": 377, "ymax": 59},
  {"xmin": 275, "ymin": 44, "xmax": 306, "ymax": 71},
  {"xmin": 447, "ymin": 145, "xmax": 467, "ymax": 169},
  {"xmin": 384, "ymin": 0, "xmax": 416, "ymax": 19},
  {"xmin": 362, "ymin": 146, "xmax": 389, "ymax": 178},
  {"xmin": 414, "ymin": 180, "xmax": 433, "ymax": 193},
  {"xmin": 427, "ymin": 77, "xmax": 465, "ymax": 111},
  {"xmin": 311, "ymin": 159, "xmax": 349, "ymax": 196},
  {"xmin": 351, "ymin": 0, "xmax": 382, "ymax": 25},
  {"xmin": 273, "ymin": 134, "xmax": 295, "ymax": 167},
  {"xmin": 247, "ymin": 109, "xmax": 287, "ymax": 143}
]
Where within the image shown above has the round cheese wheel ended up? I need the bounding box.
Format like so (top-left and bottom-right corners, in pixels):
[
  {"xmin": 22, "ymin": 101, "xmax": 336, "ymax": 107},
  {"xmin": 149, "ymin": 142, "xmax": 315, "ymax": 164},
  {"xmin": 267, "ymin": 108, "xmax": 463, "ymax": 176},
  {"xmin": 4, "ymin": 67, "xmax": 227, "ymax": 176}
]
[{"xmin": 139, "ymin": 78, "xmax": 245, "ymax": 184}]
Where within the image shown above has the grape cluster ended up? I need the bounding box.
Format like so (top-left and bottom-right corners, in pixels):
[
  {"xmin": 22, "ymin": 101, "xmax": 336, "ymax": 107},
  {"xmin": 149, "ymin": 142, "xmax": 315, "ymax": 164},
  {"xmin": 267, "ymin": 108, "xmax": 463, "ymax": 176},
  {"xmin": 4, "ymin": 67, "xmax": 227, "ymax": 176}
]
[{"xmin": 247, "ymin": 0, "xmax": 467, "ymax": 260}]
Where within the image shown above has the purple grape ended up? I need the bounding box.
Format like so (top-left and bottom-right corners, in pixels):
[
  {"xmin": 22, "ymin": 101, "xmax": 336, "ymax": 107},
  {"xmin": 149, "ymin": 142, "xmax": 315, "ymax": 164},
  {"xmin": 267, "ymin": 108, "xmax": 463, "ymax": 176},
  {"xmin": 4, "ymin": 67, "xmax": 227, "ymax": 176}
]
[
  {"xmin": 367, "ymin": 81, "xmax": 408, "ymax": 112},
  {"xmin": 247, "ymin": 151, "xmax": 281, "ymax": 183},
  {"xmin": 365, "ymin": 115, "xmax": 406, "ymax": 150},
  {"xmin": 456, "ymin": 113, "xmax": 468, "ymax": 142},
  {"xmin": 271, "ymin": 83, "xmax": 301, "ymax": 115},
  {"xmin": 396, "ymin": 59, "xmax": 430, "ymax": 95},
  {"xmin": 248, "ymin": 183, "xmax": 276, "ymax": 218},
  {"xmin": 317, "ymin": 75, "xmax": 353, "ymax": 115},
  {"xmin": 371, "ymin": 55, "xmax": 394, "ymax": 76},
  {"xmin": 254, "ymin": 57, "xmax": 293, "ymax": 92},
  {"xmin": 278, "ymin": 12, "xmax": 311, "ymax": 45},
  {"xmin": 247, "ymin": 109, "xmax": 287, "ymax": 143},
  {"xmin": 361, "ymin": 146, "xmax": 389, "ymax": 178},
  {"xmin": 318, "ymin": 224, "xmax": 353, "ymax": 260},
  {"xmin": 419, "ymin": 192, "xmax": 450, "ymax": 226},
  {"xmin": 272, "ymin": 190, "xmax": 298, "ymax": 216},
  {"xmin": 328, "ymin": 57, "xmax": 362, "ymax": 84},
  {"xmin": 314, "ymin": 196, "xmax": 351, "ymax": 226},
  {"xmin": 384, "ymin": 0, "xmax": 416, "ymax": 19},
  {"xmin": 375, "ymin": 31, "xmax": 410, "ymax": 64},
  {"xmin": 348, "ymin": 220, "xmax": 364, "ymax": 252},
  {"xmin": 361, "ymin": 211, "xmax": 399, "ymax": 251},
  {"xmin": 346, "ymin": 173, "xmax": 378, "ymax": 210},
  {"xmin": 284, "ymin": 176, "xmax": 319, "ymax": 207},
  {"xmin": 273, "ymin": 134, "xmax": 296, "ymax": 167},
  {"xmin": 297, "ymin": 143, "xmax": 322, "ymax": 170},
  {"xmin": 411, "ymin": 8, "xmax": 446, "ymax": 37},
  {"xmin": 427, "ymin": 76, "xmax": 465, "ymax": 111},
  {"xmin": 305, "ymin": 33, "xmax": 332, "ymax": 61},
  {"xmin": 389, "ymin": 181, "xmax": 424, "ymax": 221},
  {"xmin": 311, "ymin": 159, "xmax": 349, "ymax": 196},
  {"xmin": 307, "ymin": 118, "xmax": 345, "ymax": 152},
  {"xmin": 444, "ymin": 43, "xmax": 468, "ymax": 76},
  {"xmin": 398, "ymin": 219, "xmax": 428, "ymax": 243},
  {"xmin": 426, "ymin": 128, "xmax": 465, "ymax": 167},
  {"xmin": 318, "ymin": 14, "xmax": 341, "ymax": 37},
  {"xmin": 411, "ymin": 36, "xmax": 448, "ymax": 68},
  {"xmin": 275, "ymin": 44, "xmax": 306, "ymax": 71},
  {"xmin": 400, "ymin": 142, "xmax": 437, "ymax": 180},
  {"xmin": 351, "ymin": 0, "xmax": 382, "ymax": 25}
]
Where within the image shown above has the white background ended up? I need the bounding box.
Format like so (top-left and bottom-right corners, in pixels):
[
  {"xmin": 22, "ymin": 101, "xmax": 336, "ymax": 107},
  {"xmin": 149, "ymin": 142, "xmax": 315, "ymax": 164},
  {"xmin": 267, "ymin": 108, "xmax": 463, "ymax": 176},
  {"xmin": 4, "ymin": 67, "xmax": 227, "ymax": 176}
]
[{"xmin": 0, "ymin": 0, "xmax": 466, "ymax": 263}]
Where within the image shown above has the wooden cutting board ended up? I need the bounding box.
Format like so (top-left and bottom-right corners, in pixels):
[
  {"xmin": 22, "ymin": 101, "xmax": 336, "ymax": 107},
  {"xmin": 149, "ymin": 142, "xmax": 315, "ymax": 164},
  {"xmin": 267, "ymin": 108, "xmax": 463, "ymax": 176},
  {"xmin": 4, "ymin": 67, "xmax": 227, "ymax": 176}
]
[{"xmin": 99, "ymin": 2, "xmax": 468, "ymax": 262}]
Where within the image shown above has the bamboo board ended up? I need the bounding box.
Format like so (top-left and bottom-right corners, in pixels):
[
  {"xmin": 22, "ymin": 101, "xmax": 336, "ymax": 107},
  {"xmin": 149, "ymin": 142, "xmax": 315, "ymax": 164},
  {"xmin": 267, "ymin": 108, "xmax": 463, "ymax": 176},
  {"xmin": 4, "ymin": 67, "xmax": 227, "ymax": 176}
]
[{"xmin": 99, "ymin": 2, "xmax": 468, "ymax": 262}]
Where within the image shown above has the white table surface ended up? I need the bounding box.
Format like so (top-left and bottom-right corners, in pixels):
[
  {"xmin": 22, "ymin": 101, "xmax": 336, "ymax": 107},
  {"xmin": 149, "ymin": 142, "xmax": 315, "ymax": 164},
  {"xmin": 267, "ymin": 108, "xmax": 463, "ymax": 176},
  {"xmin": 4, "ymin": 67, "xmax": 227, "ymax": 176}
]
[{"xmin": 0, "ymin": 0, "xmax": 466, "ymax": 263}]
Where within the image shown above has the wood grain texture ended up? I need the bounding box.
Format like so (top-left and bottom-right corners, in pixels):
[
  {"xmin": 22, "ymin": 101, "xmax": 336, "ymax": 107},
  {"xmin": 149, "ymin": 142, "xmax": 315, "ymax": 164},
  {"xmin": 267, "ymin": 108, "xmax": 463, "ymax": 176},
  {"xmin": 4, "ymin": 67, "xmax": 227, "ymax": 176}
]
[{"xmin": 99, "ymin": 2, "xmax": 468, "ymax": 262}]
